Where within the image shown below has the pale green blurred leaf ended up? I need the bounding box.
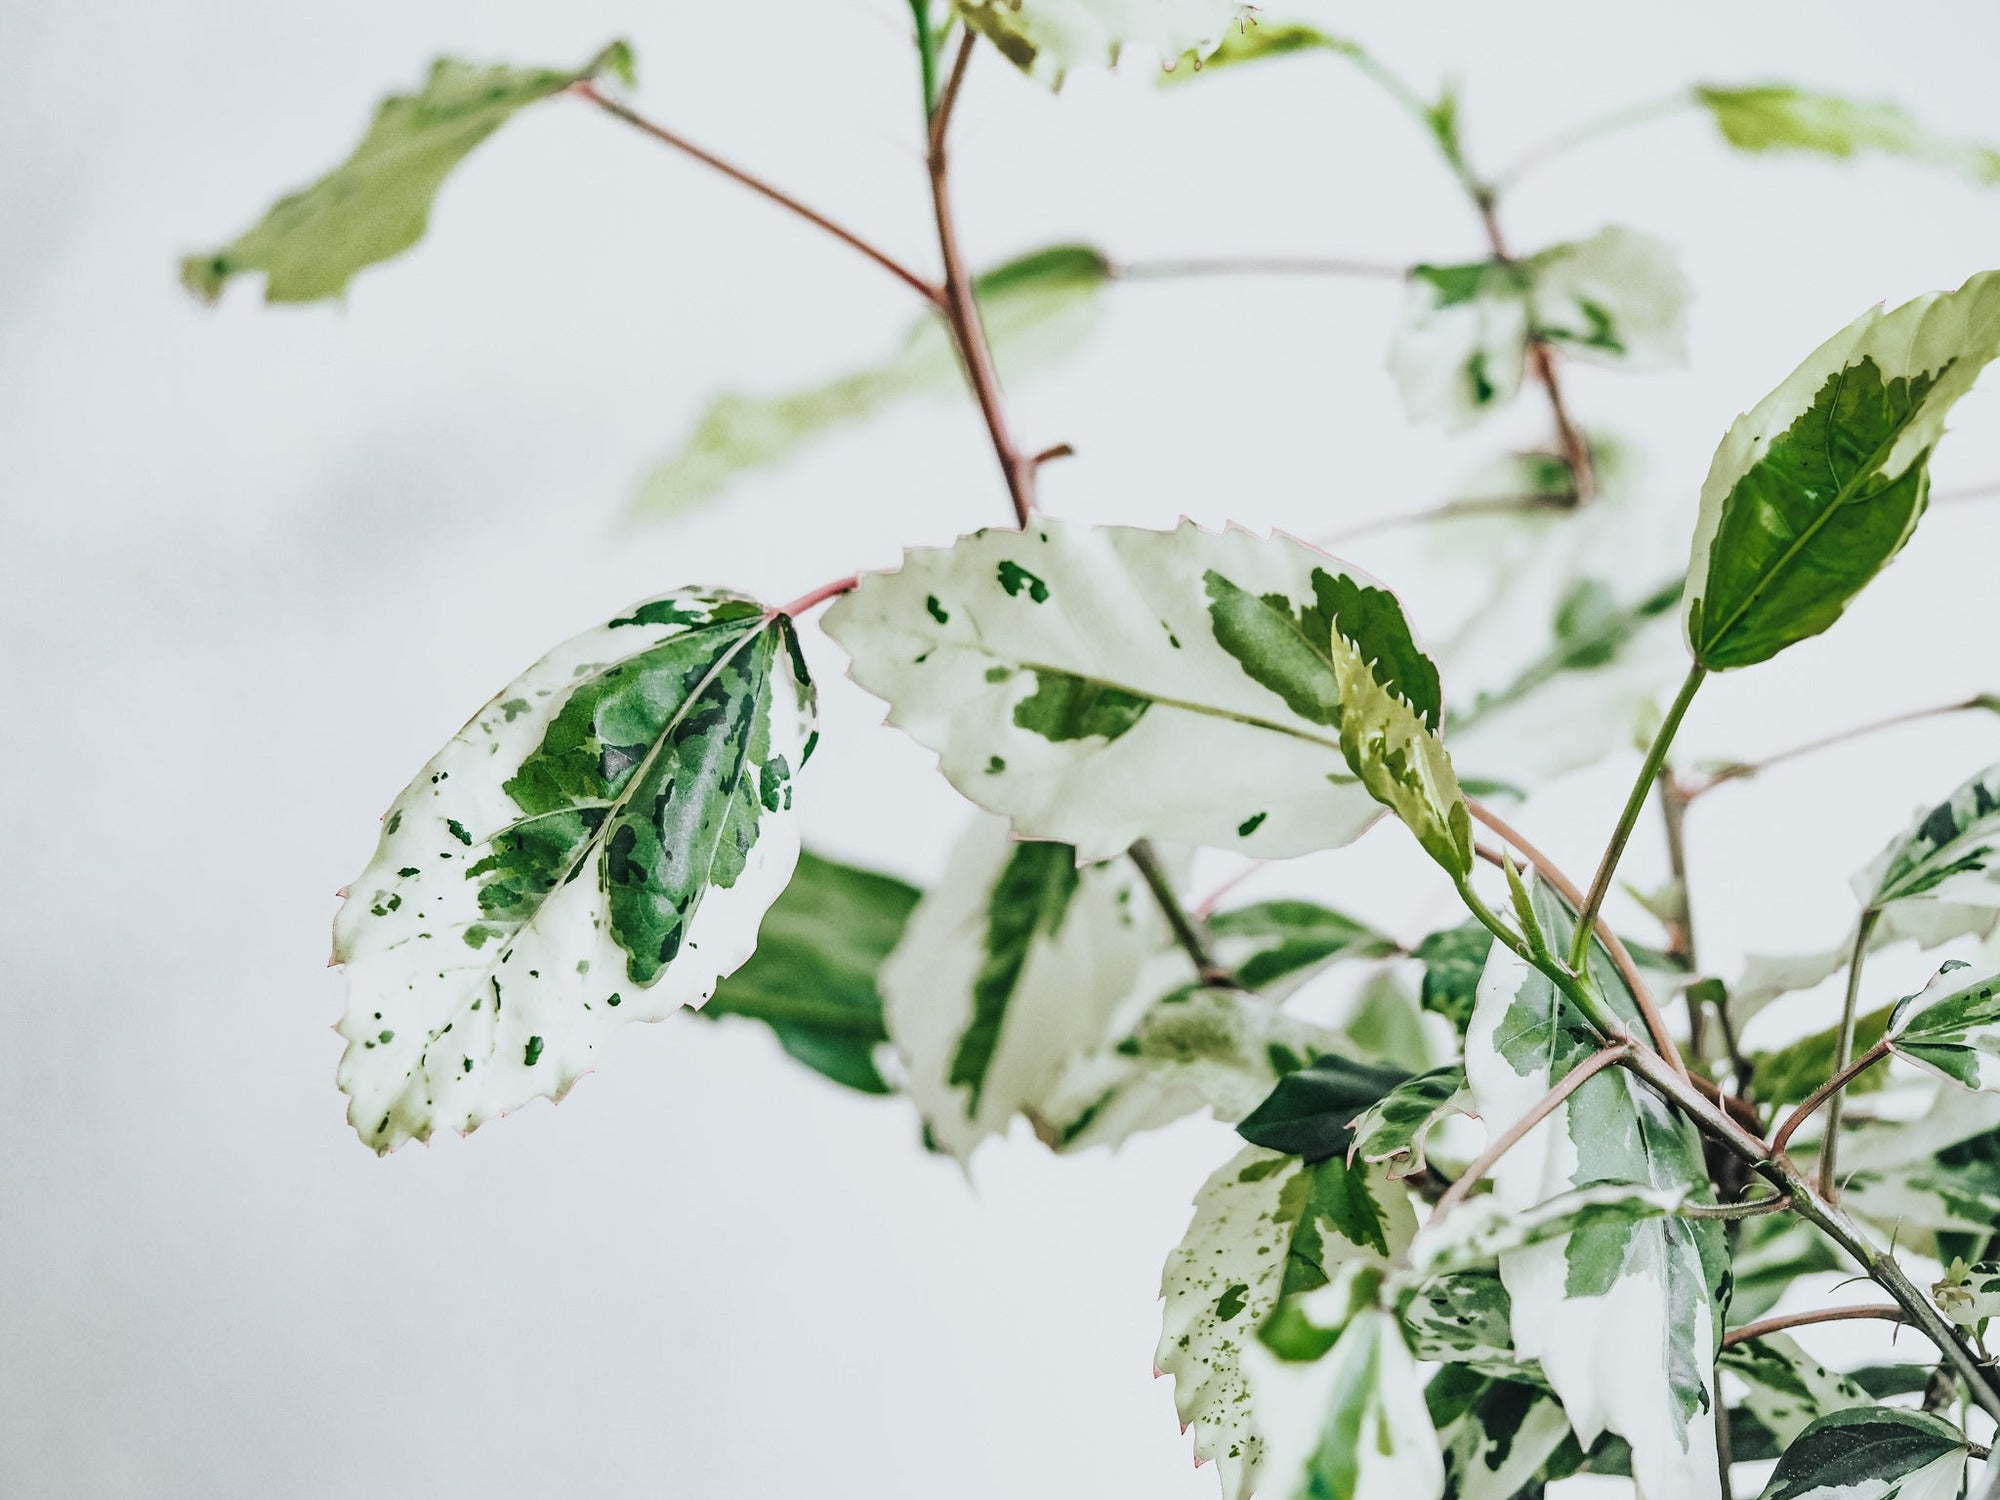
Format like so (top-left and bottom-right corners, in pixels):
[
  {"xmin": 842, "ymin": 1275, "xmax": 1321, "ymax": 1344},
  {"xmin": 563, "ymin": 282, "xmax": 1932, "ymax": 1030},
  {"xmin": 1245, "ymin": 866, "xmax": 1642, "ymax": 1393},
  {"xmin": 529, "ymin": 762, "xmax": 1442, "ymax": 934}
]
[{"xmin": 1697, "ymin": 85, "xmax": 2000, "ymax": 185}]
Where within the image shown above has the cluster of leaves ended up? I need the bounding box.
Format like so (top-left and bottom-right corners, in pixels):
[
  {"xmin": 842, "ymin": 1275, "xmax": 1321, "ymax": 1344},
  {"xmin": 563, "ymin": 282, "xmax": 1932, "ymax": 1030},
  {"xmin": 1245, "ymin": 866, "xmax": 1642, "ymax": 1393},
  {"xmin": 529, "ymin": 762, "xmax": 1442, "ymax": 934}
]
[{"xmin": 190, "ymin": 4, "xmax": 2000, "ymax": 1499}]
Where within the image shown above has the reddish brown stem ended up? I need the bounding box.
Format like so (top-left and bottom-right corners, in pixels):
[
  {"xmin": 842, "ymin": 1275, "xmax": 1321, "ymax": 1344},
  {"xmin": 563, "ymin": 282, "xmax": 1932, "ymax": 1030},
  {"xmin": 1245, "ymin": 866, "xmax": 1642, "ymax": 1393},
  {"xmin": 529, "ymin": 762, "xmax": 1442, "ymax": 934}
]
[
  {"xmin": 1429, "ymin": 1042, "xmax": 1631, "ymax": 1220},
  {"xmin": 775, "ymin": 576, "xmax": 858, "ymax": 618},
  {"xmin": 1771, "ymin": 1037, "xmax": 1892, "ymax": 1158},
  {"xmin": 1722, "ymin": 1305, "xmax": 1912, "ymax": 1349},
  {"xmin": 1476, "ymin": 203, "xmax": 1594, "ymax": 504}
]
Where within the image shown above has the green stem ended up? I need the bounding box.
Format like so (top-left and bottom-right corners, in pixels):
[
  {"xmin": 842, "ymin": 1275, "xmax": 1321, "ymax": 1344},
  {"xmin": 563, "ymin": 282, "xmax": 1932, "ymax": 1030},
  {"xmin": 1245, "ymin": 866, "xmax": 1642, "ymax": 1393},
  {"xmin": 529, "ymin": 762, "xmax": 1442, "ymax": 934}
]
[
  {"xmin": 1491, "ymin": 90, "xmax": 1698, "ymax": 189},
  {"xmin": 1569, "ymin": 663, "xmax": 1707, "ymax": 970},
  {"xmin": 1454, "ymin": 878, "xmax": 1626, "ymax": 1041},
  {"xmin": 1818, "ymin": 907, "xmax": 1882, "ymax": 1197},
  {"xmin": 1129, "ymin": 840, "xmax": 1230, "ymax": 987},
  {"xmin": 909, "ymin": 0, "xmax": 941, "ymax": 116}
]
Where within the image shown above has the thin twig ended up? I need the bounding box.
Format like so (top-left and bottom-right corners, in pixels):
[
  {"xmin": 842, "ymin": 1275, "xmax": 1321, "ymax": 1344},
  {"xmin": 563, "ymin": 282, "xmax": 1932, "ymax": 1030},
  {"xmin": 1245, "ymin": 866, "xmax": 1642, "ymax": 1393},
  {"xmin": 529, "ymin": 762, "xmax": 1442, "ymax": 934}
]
[
  {"xmin": 775, "ymin": 575, "xmax": 858, "ymax": 618},
  {"xmin": 572, "ymin": 82, "xmax": 943, "ymax": 307},
  {"xmin": 1490, "ymin": 91, "xmax": 1698, "ymax": 190},
  {"xmin": 1819, "ymin": 909, "xmax": 1883, "ymax": 1199},
  {"xmin": 1687, "ymin": 696, "xmax": 2000, "ymax": 800},
  {"xmin": 1676, "ymin": 1190, "xmax": 1792, "ymax": 1221},
  {"xmin": 1429, "ymin": 1043, "xmax": 1631, "ymax": 1220},
  {"xmin": 1475, "ymin": 204, "xmax": 1595, "ymax": 504},
  {"xmin": 1112, "ymin": 255, "xmax": 1408, "ymax": 282},
  {"xmin": 1772, "ymin": 1037, "xmax": 1891, "ymax": 1158},
  {"xmin": 1721, "ymin": 1305, "xmax": 1912, "ymax": 1349},
  {"xmin": 1129, "ymin": 840, "xmax": 1231, "ymax": 987}
]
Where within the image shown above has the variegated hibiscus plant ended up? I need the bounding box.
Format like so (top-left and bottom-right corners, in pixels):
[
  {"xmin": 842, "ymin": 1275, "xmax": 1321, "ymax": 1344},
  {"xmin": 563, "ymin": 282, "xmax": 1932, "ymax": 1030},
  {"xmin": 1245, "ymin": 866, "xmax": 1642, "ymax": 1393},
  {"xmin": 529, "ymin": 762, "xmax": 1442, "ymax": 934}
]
[{"xmin": 186, "ymin": 6, "xmax": 2000, "ymax": 1499}]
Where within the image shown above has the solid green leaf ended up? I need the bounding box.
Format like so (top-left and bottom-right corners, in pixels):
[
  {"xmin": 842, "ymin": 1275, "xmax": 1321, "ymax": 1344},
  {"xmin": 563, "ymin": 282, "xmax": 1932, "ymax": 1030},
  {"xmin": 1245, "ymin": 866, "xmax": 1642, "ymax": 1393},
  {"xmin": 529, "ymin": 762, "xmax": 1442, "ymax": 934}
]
[
  {"xmin": 1158, "ymin": 1145, "xmax": 1417, "ymax": 1498},
  {"xmin": 1887, "ymin": 960, "xmax": 2000, "ymax": 1092},
  {"xmin": 1413, "ymin": 921, "xmax": 1496, "ymax": 1031},
  {"xmin": 1426, "ymin": 1366, "xmax": 1573, "ymax": 1500},
  {"xmin": 184, "ymin": 44, "xmax": 632, "ymax": 304},
  {"xmin": 632, "ymin": 246, "xmax": 1111, "ymax": 519},
  {"xmin": 1858, "ymin": 762, "xmax": 2000, "ymax": 910},
  {"xmin": 1207, "ymin": 899, "xmax": 1402, "ymax": 996},
  {"xmin": 333, "ymin": 590, "xmax": 814, "ymax": 1151},
  {"xmin": 824, "ymin": 519, "xmax": 1418, "ymax": 861},
  {"xmin": 1756, "ymin": 1407, "xmax": 1966, "ymax": 1500},
  {"xmin": 697, "ymin": 850, "xmax": 918, "ymax": 1094},
  {"xmin": 1348, "ymin": 1065, "xmax": 1470, "ymax": 1180},
  {"xmin": 1237, "ymin": 1054, "xmax": 1413, "ymax": 1163},
  {"xmin": 1696, "ymin": 85, "xmax": 2000, "ymax": 186},
  {"xmin": 1684, "ymin": 270, "xmax": 2000, "ymax": 669},
  {"xmin": 956, "ymin": 0, "xmax": 1248, "ymax": 87}
]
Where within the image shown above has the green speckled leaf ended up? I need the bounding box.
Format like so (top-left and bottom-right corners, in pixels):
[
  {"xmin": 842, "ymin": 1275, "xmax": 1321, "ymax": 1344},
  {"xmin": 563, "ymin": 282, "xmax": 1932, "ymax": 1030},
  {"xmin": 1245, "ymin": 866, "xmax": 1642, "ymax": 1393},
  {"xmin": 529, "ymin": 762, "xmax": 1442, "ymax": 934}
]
[
  {"xmin": 1859, "ymin": 762, "xmax": 2000, "ymax": 911},
  {"xmin": 1685, "ymin": 270, "xmax": 2000, "ymax": 669},
  {"xmin": 1402, "ymin": 1274, "xmax": 1539, "ymax": 1383},
  {"xmin": 1157, "ymin": 1146, "xmax": 1417, "ymax": 1498},
  {"xmin": 1463, "ymin": 879, "xmax": 1728, "ymax": 1500},
  {"xmin": 1413, "ymin": 922, "xmax": 1496, "ymax": 1032},
  {"xmin": 1427, "ymin": 1366, "xmax": 1572, "ymax": 1500},
  {"xmin": 183, "ymin": 44, "xmax": 632, "ymax": 304},
  {"xmin": 334, "ymin": 590, "xmax": 814, "ymax": 1151},
  {"xmin": 956, "ymin": 0, "xmax": 1248, "ymax": 87},
  {"xmin": 1887, "ymin": 960, "xmax": 2000, "ymax": 1092},
  {"xmin": 696, "ymin": 850, "xmax": 918, "ymax": 1094},
  {"xmin": 1697, "ymin": 85, "xmax": 2000, "ymax": 186},
  {"xmin": 1405, "ymin": 1181, "xmax": 1690, "ymax": 1285},
  {"xmin": 1756, "ymin": 1408, "xmax": 1966, "ymax": 1500},
  {"xmin": 1720, "ymin": 1334, "xmax": 1872, "ymax": 1452},
  {"xmin": 824, "ymin": 519, "xmax": 1405, "ymax": 861},
  {"xmin": 1932, "ymin": 1256, "xmax": 2000, "ymax": 1328},
  {"xmin": 1348, "ymin": 1065, "xmax": 1471, "ymax": 1180},
  {"xmin": 632, "ymin": 246, "xmax": 1110, "ymax": 519}
]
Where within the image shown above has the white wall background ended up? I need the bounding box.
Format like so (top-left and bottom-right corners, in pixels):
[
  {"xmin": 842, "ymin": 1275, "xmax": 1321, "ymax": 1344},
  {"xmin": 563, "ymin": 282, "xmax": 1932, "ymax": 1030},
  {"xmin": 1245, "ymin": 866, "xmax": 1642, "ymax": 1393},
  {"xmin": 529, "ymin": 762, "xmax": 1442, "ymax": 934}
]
[{"xmin": 6, "ymin": 1, "xmax": 2000, "ymax": 1495}]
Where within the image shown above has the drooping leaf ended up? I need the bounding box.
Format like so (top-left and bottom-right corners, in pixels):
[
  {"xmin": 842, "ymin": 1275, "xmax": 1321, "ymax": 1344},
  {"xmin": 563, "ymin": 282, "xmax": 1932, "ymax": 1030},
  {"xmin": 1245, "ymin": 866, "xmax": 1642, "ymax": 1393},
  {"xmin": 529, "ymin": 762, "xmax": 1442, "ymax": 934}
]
[
  {"xmin": 1886, "ymin": 960, "xmax": 2000, "ymax": 1092},
  {"xmin": 1720, "ymin": 1334, "xmax": 1873, "ymax": 1451},
  {"xmin": 632, "ymin": 246, "xmax": 1111, "ymax": 519},
  {"xmin": 333, "ymin": 590, "xmax": 814, "ymax": 1151},
  {"xmin": 824, "ymin": 519, "xmax": 1420, "ymax": 861},
  {"xmin": 695, "ymin": 849, "xmax": 917, "ymax": 1094},
  {"xmin": 1237, "ymin": 1054, "xmax": 1413, "ymax": 1163},
  {"xmin": 1348, "ymin": 1065, "xmax": 1471, "ymax": 1180},
  {"xmin": 1932, "ymin": 1256, "xmax": 2000, "ymax": 1328},
  {"xmin": 1427, "ymin": 1366, "xmax": 1573, "ymax": 1500},
  {"xmin": 1462, "ymin": 878, "xmax": 1729, "ymax": 1500},
  {"xmin": 1858, "ymin": 762, "xmax": 2000, "ymax": 911},
  {"xmin": 1391, "ymin": 228, "xmax": 1688, "ymax": 429},
  {"xmin": 877, "ymin": 813, "xmax": 1162, "ymax": 1159},
  {"xmin": 1413, "ymin": 922, "xmax": 1497, "ymax": 1031},
  {"xmin": 1756, "ymin": 1407, "xmax": 1967, "ymax": 1500},
  {"xmin": 183, "ymin": 44, "xmax": 633, "ymax": 304},
  {"xmin": 1158, "ymin": 1146, "xmax": 1417, "ymax": 1498},
  {"xmin": 1750, "ymin": 1003, "xmax": 1896, "ymax": 1106},
  {"xmin": 1207, "ymin": 900, "xmax": 1402, "ymax": 997},
  {"xmin": 1684, "ymin": 270, "xmax": 2000, "ymax": 670},
  {"xmin": 956, "ymin": 0, "xmax": 1248, "ymax": 87},
  {"xmin": 1696, "ymin": 85, "xmax": 2000, "ymax": 186}
]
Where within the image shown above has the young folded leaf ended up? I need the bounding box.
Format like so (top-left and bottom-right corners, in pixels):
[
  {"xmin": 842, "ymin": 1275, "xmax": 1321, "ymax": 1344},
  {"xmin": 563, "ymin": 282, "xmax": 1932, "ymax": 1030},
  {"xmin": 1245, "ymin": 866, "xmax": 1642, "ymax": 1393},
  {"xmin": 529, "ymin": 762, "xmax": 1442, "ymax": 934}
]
[
  {"xmin": 632, "ymin": 246, "xmax": 1111, "ymax": 520},
  {"xmin": 1719, "ymin": 1334, "xmax": 1872, "ymax": 1451},
  {"xmin": 696, "ymin": 850, "xmax": 918, "ymax": 1095},
  {"xmin": 1427, "ymin": 1366, "xmax": 1573, "ymax": 1500},
  {"xmin": 1237, "ymin": 1054, "xmax": 1415, "ymax": 1163},
  {"xmin": 1328, "ymin": 628, "xmax": 1473, "ymax": 880},
  {"xmin": 1158, "ymin": 1145, "xmax": 1417, "ymax": 1498},
  {"xmin": 1932, "ymin": 1256, "xmax": 2000, "ymax": 1328},
  {"xmin": 877, "ymin": 814, "xmax": 1161, "ymax": 1159},
  {"xmin": 1886, "ymin": 960, "xmax": 2000, "ymax": 1092},
  {"xmin": 1857, "ymin": 762, "xmax": 2000, "ymax": 910},
  {"xmin": 1348, "ymin": 1065, "xmax": 1471, "ymax": 1181},
  {"xmin": 1684, "ymin": 270, "xmax": 2000, "ymax": 670},
  {"xmin": 1391, "ymin": 228, "xmax": 1688, "ymax": 429},
  {"xmin": 1463, "ymin": 879, "xmax": 1728, "ymax": 1500},
  {"xmin": 334, "ymin": 591, "xmax": 814, "ymax": 1151},
  {"xmin": 1755, "ymin": 1407, "xmax": 1967, "ymax": 1500},
  {"xmin": 956, "ymin": 0, "xmax": 1249, "ymax": 87},
  {"xmin": 823, "ymin": 519, "xmax": 1415, "ymax": 861},
  {"xmin": 184, "ymin": 43, "xmax": 632, "ymax": 304},
  {"xmin": 1696, "ymin": 85, "xmax": 2000, "ymax": 186}
]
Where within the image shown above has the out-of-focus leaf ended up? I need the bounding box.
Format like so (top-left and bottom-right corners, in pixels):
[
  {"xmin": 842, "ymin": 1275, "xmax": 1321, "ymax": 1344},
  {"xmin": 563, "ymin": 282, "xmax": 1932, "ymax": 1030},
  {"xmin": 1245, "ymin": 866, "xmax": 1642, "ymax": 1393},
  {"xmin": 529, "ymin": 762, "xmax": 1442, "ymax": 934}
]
[
  {"xmin": 957, "ymin": 0, "xmax": 1247, "ymax": 87},
  {"xmin": 1887, "ymin": 960, "xmax": 2000, "ymax": 1092},
  {"xmin": 1412, "ymin": 922, "xmax": 1496, "ymax": 1031},
  {"xmin": 1843, "ymin": 1086, "xmax": 2000, "ymax": 1245},
  {"xmin": 1238, "ymin": 1054, "xmax": 1412, "ymax": 1163},
  {"xmin": 1156, "ymin": 17, "xmax": 1357, "ymax": 80},
  {"xmin": 1208, "ymin": 899, "xmax": 1401, "ymax": 997},
  {"xmin": 1751, "ymin": 1004, "xmax": 1896, "ymax": 1107},
  {"xmin": 1720, "ymin": 1334, "xmax": 1872, "ymax": 1451},
  {"xmin": 1426, "ymin": 1366, "xmax": 1573, "ymax": 1500},
  {"xmin": 1729, "ymin": 1213, "xmax": 1847, "ymax": 1325},
  {"xmin": 1696, "ymin": 85, "xmax": 2000, "ymax": 186},
  {"xmin": 1858, "ymin": 762, "xmax": 2000, "ymax": 911}
]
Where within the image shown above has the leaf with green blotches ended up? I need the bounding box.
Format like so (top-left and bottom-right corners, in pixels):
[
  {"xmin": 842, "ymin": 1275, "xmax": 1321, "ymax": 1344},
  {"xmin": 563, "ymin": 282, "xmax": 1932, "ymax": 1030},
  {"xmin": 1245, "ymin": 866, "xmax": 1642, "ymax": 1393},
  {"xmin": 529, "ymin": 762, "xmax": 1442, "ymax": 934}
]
[
  {"xmin": 1158, "ymin": 1146, "xmax": 1417, "ymax": 1499},
  {"xmin": 1207, "ymin": 899, "xmax": 1402, "ymax": 997},
  {"xmin": 1858, "ymin": 762, "xmax": 2000, "ymax": 911},
  {"xmin": 1413, "ymin": 922, "xmax": 1496, "ymax": 1031},
  {"xmin": 334, "ymin": 589, "xmax": 813, "ymax": 1151},
  {"xmin": 1462, "ymin": 878, "xmax": 1728, "ymax": 1500},
  {"xmin": 1685, "ymin": 270, "xmax": 2000, "ymax": 669},
  {"xmin": 1720, "ymin": 1334, "xmax": 1873, "ymax": 1453},
  {"xmin": 1426, "ymin": 1366, "xmax": 1572, "ymax": 1500},
  {"xmin": 1237, "ymin": 1054, "xmax": 1414, "ymax": 1163},
  {"xmin": 878, "ymin": 814, "xmax": 1165, "ymax": 1159},
  {"xmin": 1932, "ymin": 1256, "xmax": 2000, "ymax": 1329},
  {"xmin": 1392, "ymin": 227, "xmax": 1688, "ymax": 429},
  {"xmin": 1348, "ymin": 1065, "xmax": 1471, "ymax": 1180},
  {"xmin": 1841, "ymin": 1086, "xmax": 2000, "ymax": 1246},
  {"xmin": 1402, "ymin": 1274, "xmax": 1540, "ymax": 1383},
  {"xmin": 956, "ymin": 0, "xmax": 1248, "ymax": 87},
  {"xmin": 824, "ymin": 519, "xmax": 1404, "ymax": 861},
  {"xmin": 695, "ymin": 849, "xmax": 917, "ymax": 1094},
  {"xmin": 1886, "ymin": 960, "xmax": 2000, "ymax": 1093},
  {"xmin": 1404, "ymin": 1181, "xmax": 1690, "ymax": 1286},
  {"xmin": 1696, "ymin": 85, "xmax": 2000, "ymax": 186},
  {"xmin": 1757, "ymin": 1407, "xmax": 1967, "ymax": 1500},
  {"xmin": 183, "ymin": 44, "xmax": 631, "ymax": 304},
  {"xmin": 631, "ymin": 246, "xmax": 1111, "ymax": 520}
]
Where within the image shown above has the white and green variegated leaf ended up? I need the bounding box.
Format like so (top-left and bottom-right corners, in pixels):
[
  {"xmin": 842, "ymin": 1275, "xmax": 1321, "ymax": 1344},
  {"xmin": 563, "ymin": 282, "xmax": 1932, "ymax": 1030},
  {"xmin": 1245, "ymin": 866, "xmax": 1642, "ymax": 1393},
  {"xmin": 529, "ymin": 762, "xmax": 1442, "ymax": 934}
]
[
  {"xmin": 1842, "ymin": 1085, "xmax": 2000, "ymax": 1242},
  {"xmin": 1154, "ymin": 18, "xmax": 1357, "ymax": 81},
  {"xmin": 1932, "ymin": 1256, "xmax": 2000, "ymax": 1328},
  {"xmin": 1859, "ymin": 763, "xmax": 2000, "ymax": 910},
  {"xmin": 1463, "ymin": 878, "xmax": 1728, "ymax": 1500},
  {"xmin": 1207, "ymin": 900, "xmax": 1402, "ymax": 999},
  {"xmin": 1696, "ymin": 85, "xmax": 2000, "ymax": 186},
  {"xmin": 1390, "ymin": 228, "xmax": 1688, "ymax": 429},
  {"xmin": 1684, "ymin": 270, "xmax": 2000, "ymax": 670},
  {"xmin": 1247, "ymin": 1294, "xmax": 1445, "ymax": 1500},
  {"xmin": 1886, "ymin": 960, "xmax": 2000, "ymax": 1092},
  {"xmin": 878, "ymin": 813, "xmax": 1161, "ymax": 1159},
  {"xmin": 1427, "ymin": 1366, "xmax": 1573, "ymax": 1500},
  {"xmin": 632, "ymin": 246, "xmax": 1110, "ymax": 520},
  {"xmin": 1405, "ymin": 1181, "xmax": 1690, "ymax": 1285},
  {"xmin": 1348, "ymin": 1066, "xmax": 1470, "ymax": 1180},
  {"xmin": 1158, "ymin": 1146, "xmax": 1417, "ymax": 1498},
  {"xmin": 956, "ymin": 0, "xmax": 1248, "ymax": 87},
  {"xmin": 1402, "ymin": 1273, "xmax": 1539, "ymax": 1383},
  {"xmin": 1756, "ymin": 1408, "xmax": 1967, "ymax": 1500},
  {"xmin": 824, "ymin": 518, "xmax": 1435, "ymax": 861},
  {"xmin": 184, "ymin": 44, "xmax": 632, "ymax": 304},
  {"xmin": 333, "ymin": 591, "xmax": 814, "ymax": 1151},
  {"xmin": 1730, "ymin": 1213, "xmax": 1847, "ymax": 1325},
  {"xmin": 1720, "ymin": 1334, "xmax": 1872, "ymax": 1451},
  {"xmin": 1328, "ymin": 628, "xmax": 1473, "ymax": 880},
  {"xmin": 1731, "ymin": 900, "xmax": 2000, "ymax": 1024}
]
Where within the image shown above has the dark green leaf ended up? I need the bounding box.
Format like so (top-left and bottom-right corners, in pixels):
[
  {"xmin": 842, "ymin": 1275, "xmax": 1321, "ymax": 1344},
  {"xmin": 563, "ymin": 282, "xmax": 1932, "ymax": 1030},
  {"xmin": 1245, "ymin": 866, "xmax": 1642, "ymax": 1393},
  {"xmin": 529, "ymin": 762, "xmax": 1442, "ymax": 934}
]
[{"xmin": 1237, "ymin": 1053, "xmax": 1412, "ymax": 1162}]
